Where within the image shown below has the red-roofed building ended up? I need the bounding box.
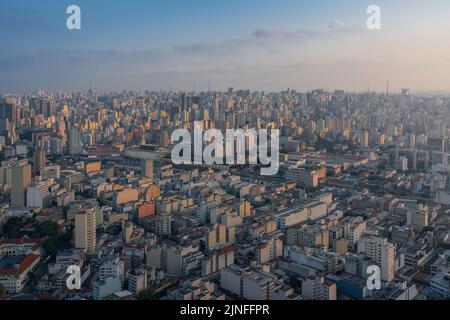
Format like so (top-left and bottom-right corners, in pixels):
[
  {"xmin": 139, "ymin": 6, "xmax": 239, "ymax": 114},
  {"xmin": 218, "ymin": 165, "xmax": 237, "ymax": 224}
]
[
  {"xmin": 0, "ymin": 254, "xmax": 40, "ymax": 293},
  {"xmin": 0, "ymin": 235, "xmax": 46, "ymax": 256}
]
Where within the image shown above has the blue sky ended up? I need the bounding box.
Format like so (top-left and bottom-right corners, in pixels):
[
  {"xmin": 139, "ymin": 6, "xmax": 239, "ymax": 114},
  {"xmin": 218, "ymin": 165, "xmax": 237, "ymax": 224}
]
[{"xmin": 1, "ymin": 0, "xmax": 450, "ymax": 92}]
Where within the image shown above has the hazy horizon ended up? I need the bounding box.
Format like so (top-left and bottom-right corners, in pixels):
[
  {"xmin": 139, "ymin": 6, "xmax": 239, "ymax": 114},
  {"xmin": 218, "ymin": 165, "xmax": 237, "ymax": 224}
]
[{"xmin": 1, "ymin": 0, "xmax": 450, "ymax": 92}]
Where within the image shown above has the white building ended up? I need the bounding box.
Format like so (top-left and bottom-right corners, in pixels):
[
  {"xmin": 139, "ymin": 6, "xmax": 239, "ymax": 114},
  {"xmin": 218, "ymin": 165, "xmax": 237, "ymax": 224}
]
[
  {"xmin": 357, "ymin": 236, "xmax": 396, "ymax": 282},
  {"xmin": 27, "ymin": 182, "xmax": 50, "ymax": 209},
  {"xmin": 93, "ymin": 276, "xmax": 122, "ymax": 300},
  {"xmin": 220, "ymin": 265, "xmax": 280, "ymax": 300},
  {"xmin": 286, "ymin": 167, "xmax": 319, "ymax": 189},
  {"xmin": 128, "ymin": 269, "xmax": 147, "ymax": 295},
  {"xmin": 242, "ymin": 272, "xmax": 279, "ymax": 300},
  {"xmin": 99, "ymin": 258, "xmax": 125, "ymax": 281}
]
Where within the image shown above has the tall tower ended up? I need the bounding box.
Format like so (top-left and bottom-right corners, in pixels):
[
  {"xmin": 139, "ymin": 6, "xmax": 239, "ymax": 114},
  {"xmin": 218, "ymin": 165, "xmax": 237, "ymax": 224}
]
[
  {"xmin": 141, "ymin": 159, "xmax": 153, "ymax": 180},
  {"xmin": 0, "ymin": 100, "xmax": 17, "ymax": 122},
  {"xmin": 75, "ymin": 209, "xmax": 97, "ymax": 251},
  {"xmin": 214, "ymin": 93, "xmax": 220, "ymax": 121},
  {"xmin": 155, "ymin": 200, "xmax": 172, "ymax": 237},
  {"xmin": 33, "ymin": 145, "xmax": 46, "ymax": 176},
  {"xmin": 11, "ymin": 159, "xmax": 32, "ymax": 208},
  {"xmin": 359, "ymin": 131, "xmax": 369, "ymax": 148},
  {"xmin": 68, "ymin": 126, "xmax": 82, "ymax": 155}
]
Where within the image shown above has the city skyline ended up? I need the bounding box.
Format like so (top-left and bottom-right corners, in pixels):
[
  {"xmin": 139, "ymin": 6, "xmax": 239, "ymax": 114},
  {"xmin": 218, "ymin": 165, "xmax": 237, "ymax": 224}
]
[
  {"xmin": 2, "ymin": 83, "xmax": 450, "ymax": 301},
  {"xmin": 1, "ymin": 0, "xmax": 450, "ymax": 92},
  {"xmin": 2, "ymin": 0, "xmax": 450, "ymax": 304}
]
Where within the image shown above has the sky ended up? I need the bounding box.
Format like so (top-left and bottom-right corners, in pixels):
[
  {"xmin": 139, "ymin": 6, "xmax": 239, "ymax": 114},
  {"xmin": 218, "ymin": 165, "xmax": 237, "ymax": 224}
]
[{"xmin": 1, "ymin": 0, "xmax": 450, "ymax": 93}]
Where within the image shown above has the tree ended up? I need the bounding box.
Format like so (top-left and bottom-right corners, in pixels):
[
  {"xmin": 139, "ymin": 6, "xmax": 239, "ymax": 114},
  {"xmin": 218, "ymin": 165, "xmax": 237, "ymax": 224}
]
[
  {"xmin": 36, "ymin": 221, "xmax": 59, "ymax": 238},
  {"xmin": 3, "ymin": 216, "xmax": 30, "ymax": 238},
  {"xmin": 36, "ymin": 221, "xmax": 73, "ymax": 257},
  {"xmin": 0, "ymin": 283, "xmax": 5, "ymax": 295},
  {"xmin": 43, "ymin": 238, "xmax": 59, "ymax": 257},
  {"xmin": 138, "ymin": 288, "xmax": 157, "ymax": 300}
]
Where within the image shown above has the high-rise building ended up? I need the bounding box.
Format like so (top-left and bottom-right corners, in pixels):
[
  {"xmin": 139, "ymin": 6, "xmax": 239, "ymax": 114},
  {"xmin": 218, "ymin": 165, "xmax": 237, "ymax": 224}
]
[
  {"xmin": 406, "ymin": 133, "xmax": 416, "ymax": 149},
  {"xmin": 395, "ymin": 156, "xmax": 408, "ymax": 172},
  {"xmin": 359, "ymin": 131, "xmax": 369, "ymax": 148},
  {"xmin": 239, "ymin": 200, "xmax": 252, "ymax": 218},
  {"xmin": 141, "ymin": 159, "xmax": 153, "ymax": 180},
  {"xmin": 407, "ymin": 204, "xmax": 429, "ymax": 232},
  {"xmin": 33, "ymin": 145, "xmax": 46, "ymax": 176},
  {"xmin": 128, "ymin": 269, "xmax": 148, "ymax": 295},
  {"xmin": 0, "ymin": 101, "xmax": 17, "ymax": 123},
  {"xmin": 207, "ymin": 224, "xmax": 235, "ymax": 251},
  {"xmin": 26, "ymin": 182, "xmax": 50, "ymax": 209},
  {"xmin": 0, "ymin": 160, "xmax": 13, "ymax": 186},
  {"xmin": 11, "ymin": 159, "xmax": 32, "ymax": 208},
  {"xmin": 357, "ymin": 236, "xmax": 395, "ymax": 282},
  {"xmin": 378, "ymin": 133, "xmax": 385, "ymax": 146},
  {"xmin": 159, "ymin": 130, "xmax": 169, "ymax": 147},
  {"xmin": 155, "ymin": 210, "xmax": 171, "ymax": 237},
  {"xmin": 43, "ymin": 100, "xmax": 57, "ymax": 119},
  {"xmin": 75, "ymin": 209, "xmax": 97, "ymax": 251},
  {"xmin": 99, "ymin": 258, "xmax": 125, "ymax": 281},
  {"xmin": 68, "ymin": 126, "xmax": 82, "ymax": 155},
  {"xmin": 286, "ymin": 167, "xmax": 319, "ymax": 189},
  {"xmin": 302, "ymin": 275, "xmax": 337, "ymax": 300},
  {"xmin": 348, "ymin": 219, "xmax": 366, "ymax": 251}
]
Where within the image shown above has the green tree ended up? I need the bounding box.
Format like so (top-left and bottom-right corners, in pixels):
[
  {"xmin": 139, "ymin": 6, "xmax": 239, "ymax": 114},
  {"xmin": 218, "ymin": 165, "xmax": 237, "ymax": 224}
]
[
  {"xmin": 43, "ymin": 237, "xmax": 59, "ymax": 257},
  {"xmin": 36, "ymin": 221, "xmax": 59, "ymax": 238},
  {"xmin": 138, "ymin": 288, "xmax": 157, "ymax": 300},
  {"xmin": 3, "ymin": 217, "xmax": 30, "ymax": 238},
  {"xmin": 0, "ymin": 283, "xmax": 5, "ymax": 294}
]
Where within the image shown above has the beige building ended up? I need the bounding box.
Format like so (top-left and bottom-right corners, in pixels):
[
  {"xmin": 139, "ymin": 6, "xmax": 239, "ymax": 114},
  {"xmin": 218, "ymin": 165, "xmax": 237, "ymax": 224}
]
[
  {"xmin": 331, "ymin": 238, "xmax": 348, "ymax": 255},
  {"xmin": 239, "ymin": 200, "xmax": 252, "ymax": 218},
  {"xmin": 302, "ymin": 275, "xmax": 337, "ymax": 300},
  {"xmin": 75, "ymin": 209, "xmax": 97, "ymax": 251},
  {"xmin": 358, "ymin": 236, "xmax": 395, "ymax": 282},
  {"xmin": 145, "ymin": 184, "xmax": 160, "ymax": 200},
  {"xmin": 207, "ymin": 224, "xmax": 235, "ymax": 251},
  {"xmin": 249, "ymin": 217, "xmax": 277, "ymax": 240},
  {"xmin": 86, "ymin": 162, "xmax": 102, "ymax": 173},
  {"xmin": 348, "ymin": 218, "xmax": 366, "ymax": 249},
  {"xmin": 407, "ymin": 205, "xmax": 429, "ymax": 232},
  {"xmin": 256, "ymin": 236, "xmax": 283, "ymax": 264},
  {"xmin": 115, "ymin": 188, "xmax": 139, "ymax": 205},
  {"xmin": 11, "ymin": 159, "xmax": 31, "ymax": 208},
  {"xmin": 202, "ymin": 246, "xmax": 235, "ymax": 276},
  {"xmin": 359, "ymin": 131, "xmax": 369, "ymax": 148},
  {"xmin": 141, "ymin": 159, "xmax": 153, "ymax": 180},
  {"xmin": 295, "ymin": 225, "xmax": 329, "ymax": 248}
]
